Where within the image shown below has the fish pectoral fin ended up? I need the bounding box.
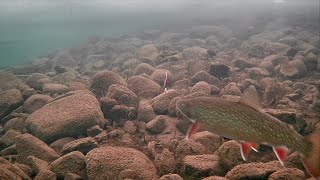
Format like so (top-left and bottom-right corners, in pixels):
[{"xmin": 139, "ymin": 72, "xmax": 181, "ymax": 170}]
[
  {"xmin": 240, "ymin": 142, "xmax": 259, "ymax": 161},
  {"xmin": 185, "ymin": 121, "xmax": 202, "ymax": 140},
  {"xmin": 273, "ymin": 146, "xmax": 289, "ymax": 166}
]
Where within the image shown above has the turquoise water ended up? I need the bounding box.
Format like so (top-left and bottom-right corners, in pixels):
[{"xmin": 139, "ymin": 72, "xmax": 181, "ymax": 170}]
[{"xmin": 0, "ymin": 0, "xmax": 318, "ymax": 68}]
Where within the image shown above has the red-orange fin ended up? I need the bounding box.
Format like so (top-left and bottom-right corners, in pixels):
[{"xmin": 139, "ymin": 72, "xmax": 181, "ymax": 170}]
[
  {"xmin": 185, "ymin": 121, "xmax": 202, "ymax": 140},
  {"xmin": 240, "ymin": 142, "xmax": 259, "ymax": 161},
  {"xmin": 272, "ymin": 146, "xmax": 289, "ymax": 166}
]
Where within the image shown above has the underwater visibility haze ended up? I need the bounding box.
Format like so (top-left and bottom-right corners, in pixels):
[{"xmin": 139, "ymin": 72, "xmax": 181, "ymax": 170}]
[{"xmin": 0, "ymin": 0, "xmax": 320, "ymax": 179}]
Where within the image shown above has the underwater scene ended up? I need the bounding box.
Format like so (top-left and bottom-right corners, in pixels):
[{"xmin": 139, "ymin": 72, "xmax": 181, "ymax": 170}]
[{"xmin": 0, "ymin": 0, "xmax": 319, "ymax": 179}]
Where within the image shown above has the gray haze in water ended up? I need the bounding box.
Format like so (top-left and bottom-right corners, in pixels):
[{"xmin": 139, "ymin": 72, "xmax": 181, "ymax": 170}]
[{"xmin": 0, "ymin": 0, "xmax": 318, "ymax": 67}]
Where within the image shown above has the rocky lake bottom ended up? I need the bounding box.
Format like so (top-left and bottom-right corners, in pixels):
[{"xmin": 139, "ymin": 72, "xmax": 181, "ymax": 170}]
[{"xmin": 0, "ymin": 22, "xmax": 320, "ymax": 180}]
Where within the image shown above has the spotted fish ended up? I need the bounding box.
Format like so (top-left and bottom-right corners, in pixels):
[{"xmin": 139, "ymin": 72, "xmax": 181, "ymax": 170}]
[{"xmin": 177, "ymin": 96, "xmax": 320, "ymax": 179}]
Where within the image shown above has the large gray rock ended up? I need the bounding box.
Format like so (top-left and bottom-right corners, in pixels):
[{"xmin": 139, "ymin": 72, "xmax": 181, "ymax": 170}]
[
  {"xmin": 86, "ymin": 146, "xmax": 157, "ymax": 180},
  {"xmin": 0, "ymin": 89, "xmax": 23, "ymax": 120},
  {"xmin": 25, "ymin": 93, "xmax": 104, "ymax": 143},
  {"xmin": 15, "ymin": 133, "xmax": 60, "ymax": 164}
]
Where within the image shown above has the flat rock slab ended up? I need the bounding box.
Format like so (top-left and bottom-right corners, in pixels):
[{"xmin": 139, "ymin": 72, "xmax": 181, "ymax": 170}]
[{"xmin": 25, "ymin": 93, "xmax": 104, "ymax": 143}]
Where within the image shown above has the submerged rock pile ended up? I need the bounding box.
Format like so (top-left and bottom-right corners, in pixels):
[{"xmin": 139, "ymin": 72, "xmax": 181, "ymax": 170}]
[{"xmin": 0, "ymin": 23, "xmax": 319, "ymax": 179}]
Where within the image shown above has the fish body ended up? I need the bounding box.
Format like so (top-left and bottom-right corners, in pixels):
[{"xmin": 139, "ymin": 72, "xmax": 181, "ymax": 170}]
[{"xmin": 177, "ymin": 96, "xmax": 320, "ymax": 178}]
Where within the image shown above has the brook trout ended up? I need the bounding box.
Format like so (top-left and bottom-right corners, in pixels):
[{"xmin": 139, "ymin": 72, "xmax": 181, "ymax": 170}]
[{"xmin": 177, "ymin": 96, "xmax": 320, "ymax": 179}]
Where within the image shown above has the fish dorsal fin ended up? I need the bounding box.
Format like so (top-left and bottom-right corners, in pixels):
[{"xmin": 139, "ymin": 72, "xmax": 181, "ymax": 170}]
[{"xmin": 239, "ymin": 85, "xmax": 263, "ymax": 112}]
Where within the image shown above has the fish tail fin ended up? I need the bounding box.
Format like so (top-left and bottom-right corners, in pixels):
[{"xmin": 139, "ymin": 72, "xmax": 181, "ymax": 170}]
[{"xmin": 302, "ymin": 132, "xmax": 320, "ymax": 179}]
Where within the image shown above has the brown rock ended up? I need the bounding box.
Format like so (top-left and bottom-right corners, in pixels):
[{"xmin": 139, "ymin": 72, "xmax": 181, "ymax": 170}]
[
  {"xmin": 23, "ymin": 94, "xmax": 53, "ymax": 114},
  {"xmin": 50, "ymin": 137, "xmax": 76, "ymax": 155},
  {"xmin": 133, "ymin": 63, "xmax": 156, "ymax": 75},
  {"xmin": 146, "ymin": 116, "xmax": 167, "ymax": 134},
  {"xmin": 0, "ymin": 89, "xmax": 23, "ymax": 120},
  {"xmin": 137, "ymin": 44, "xmax": 158, "ymax": 64},
  {"xmin": 232, "ymin": 58, "xmax": 255, "ymax": 70},
  {"xmin": 128, "ymin": 76, "xmax": 163, "ymax": 99},
  {"xmin": 264, "ymin": 109, "xmax": 306, "ymax": 132},
  {"xmin": 15, "ymin": 163, "xmax": 32, "ymax": 178},
  {"xmin": 123, "ymin": 121, "xmax": 137, "ymax": 134},
  {"xmin": 225, "ymin": 161, "xmax": 284, "ymax": 180},
  {"xmin": 173, "ymin": 79, "xmax": 192, "ymax": 91},
  {"xmin": 0, "ymin": 72, "xmax": 29, "ymax": 92},
  {"xmin": 0, "ymin": 130, "xmax": 21, "ymax": 150},
  {"xmin": 150, "ymin": 69, "xmax": 173, "ymax": 87},
  {"xmin": 34, "ymin": 170, "xmax": 56, "ymax": 180},
  {"xmin": 42, "ymin": 83, "xmax": 69, "ymax": 95},
  {"xmin": 269, "ymin": 168, "xmax": 305, "ymax": 180},
  {"xmin": 159, "ymin": 174, "xmax": 183, "ymax": 180},
  {"xmin": 209, "ymin": 64, "xmax": 230, "ymax": 80},
  {"xmin": 247, "ymin": 67, "xmax": 270, "ymax": 79},
  {"xmin": 26, "ymin": 73, "xmax": 52, "ymax": 90},
  {"xmin": 190, "ymin": 81, "xmax": 211, "ymax": 95},
  {"xmin": 151, "ymin": 89, "xmax": 179, "ymax": 114},
  {"xmin": 154, "ymin": 148, "xmax": 176, "ymax": 175},
  {"xmin": 64, "ymin": 173, "xmax": 85, "ymax": 180},
  {"xmin": 216, "ymin": 140, "xmax": 244, "ymax": 171},
  {"xmin": 51, "ymin": 151, "xmax": 86, "ymax": 179},
  {"xmin": 118, "ymin": 169, "xmax": 141, "ymax": 180},
  {"xmin": 85, "ymin": 146, "xmax": 157, "ymax": 180},
  {"xmin": 280, "ymin": 59, "xmax": 307, "ymax": 79},
  {"xmin": 0, "ymin": 144, "xmax": 17, "ymax": 156},
  {"xmin": 61, "ymin": 137, "xmax": 98, "ymax": 155},
  {"xmin": 182, "ymin": 154, "xmax": 221, "ymax": 177},
  {"xmin": 90, "ymin": 70, "xmax": 128, "ymax": 97},
  {"xmin": 27, "ymin": 156, "xmax": 51, "ymax": 175},
  {"xmin": 3, "ymin": 114, "xmax": 27, "ymax": 133},
  {"xmin": 175, "ymin": 139, "xmax": 206, "ymax": 162},
  {"xmin": 25, "ymin": 93, "xmax": 104, "ymax": 143},
  {"xmin": 188, "ymin": 60, "xmax": 210, "ymax": 76},
  {"xmin": 192, "ymin": 131, "xmax": 222, "ymax": 153},
  {"xmin": 107, "ymin": 84, "xmax": 139, "ymax": 108},
  {"xmin": 219, "ymin": 82, "xmax": 242, "ymax": 96},
  {"xmin": 15, "ymin": 133, "xmax": 60, "ymax": 164},
  {"xmin": 86, "ymin": 125, "xmax": 103, "ymax": 137},
  {"xmin": 0, "ymin": 157, "xmax": 31, "ymax": 180},
  {"xmin": 137, "ymin": 100, "xmax": 156, "ymax": 122},
  {"xmin": 303, "ymin": 52, "xmax": 318, "ymax": 71},
  {"xmin": 182, "ymin": 47, "xmax": 208, "ymax": 60},
  {"xmin": 202, "ymin": 176, "xmax": 228, "ymax": 180},
  {"xmin": 21, "ymin": 88, "xmax": 37, "ymax": 100},
  {"xmin": 168, "ymin": 97, "xmax": 180, "ymax": 117}
]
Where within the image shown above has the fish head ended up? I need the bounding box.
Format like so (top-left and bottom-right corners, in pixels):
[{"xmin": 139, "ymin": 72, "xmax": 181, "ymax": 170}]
[{"xmin": 176, "ymin": 98, "xmax": 197, "ymax": 123}]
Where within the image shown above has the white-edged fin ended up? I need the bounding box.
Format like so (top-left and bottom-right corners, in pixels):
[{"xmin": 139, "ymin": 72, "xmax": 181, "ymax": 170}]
[
  {"xmin": 272, "ymin": 146, "xmax": 289, "ymax": 166},
  {"xmin": 240, "ymin": 143, "xmax": 248, "ymax": 161},
  {"xmin": 239, "ymin": 85, "xmax": 263, "ymax": 112},
  {"xmin": 185, "ymin": 121, "xmax": 201, "ymax": 140},
  {"xmin": 240, "ymin": 142, "xmax": 260, "ymax": 161}
]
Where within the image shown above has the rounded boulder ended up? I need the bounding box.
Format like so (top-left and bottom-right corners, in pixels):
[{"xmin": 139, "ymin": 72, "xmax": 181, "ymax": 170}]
[
  {"xmin": 25, "ymin": 93, "xmax": 104, "ymax": 143},
  {"xmin": 85, "ymin": 146, "xmax": 157, "ymax": 180}
]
